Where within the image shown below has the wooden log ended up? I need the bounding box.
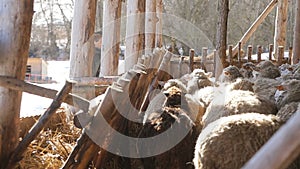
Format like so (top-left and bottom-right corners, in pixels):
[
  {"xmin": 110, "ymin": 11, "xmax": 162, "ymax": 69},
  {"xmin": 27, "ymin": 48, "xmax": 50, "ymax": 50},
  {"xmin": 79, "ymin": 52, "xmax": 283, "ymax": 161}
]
[
  {"xmin": 189, "ymin": 49, "xmax": 195, "ymax": 73},
  {"xmin": 145, "ymin": 0, "xmax": 157, "ymax": 54},
  {"xmin": 232, "ymin": 0, "xmax": 278, "ymax": 57},
  {"xmin": 277, "ymin": 46, "xmax": 284, "ymax": 65},
  {"xmin": 269, "ymin": 44, "xmax": 274, "ymax": 60},
  {"xmin": 7, "ymin": 81, "xmax": 74, "ymax": 168},
  {"xmin": 213, "ymin": 50, "xmax": 217, "ymax": 77},
  {"xmin": 202, "ymin": 47, "xmax": 208, "ymax": 72},
  {"xmin": 0, "ymin": 1, "xmax": 34, "ymax": 167},
  {"xmin": 228, "ymin": 45, "xmax": 233, "ymax": 65},
  {"xmin": 179, "ymin": 56, "xmax": 184, "ymax": 77},
  {"xmin": 257, "ymin": 45, "xmax": 262, "ymax": 62},
  {"xmin": 101, "ymin": 0, "xmax": 122, "ymax": 75},
  {"xmin": 242, "ymin": 109, "xmax": 300, "ymax": 169},
  {"xmin": 292, "ymin": 0, "xmax": 300, "ymax": 65},
  {"xmin": 247, "ymin": 45, "xmax": 253, "ymax": 62},
  {"xmin": 288, "ymin": 46, "xmax": 293, "ymax": 64},
  {"xmin": 0, "ymin": 76, "xmax": 90, "ymax": 112},
  {"xmin": 273, "ymin": 0, "xmax": 289, "ymax": 59},
  {"xmin": 156, "ymin": 0, "xmax": 163, "ymax": 48},
  {"xmin": 216, "ymin": 0, "xmax": 229, "ymax": 68},
  {"xmin": 238, "ymin": 42, "xmax": 242, "ymax": 67},
  {"xmin": 69, "ymin": 0, "xmax": 96, "ymax": 78},
  {"xmin": 125, "ymin": 0, "xmax": 146, "ymax": 71}
]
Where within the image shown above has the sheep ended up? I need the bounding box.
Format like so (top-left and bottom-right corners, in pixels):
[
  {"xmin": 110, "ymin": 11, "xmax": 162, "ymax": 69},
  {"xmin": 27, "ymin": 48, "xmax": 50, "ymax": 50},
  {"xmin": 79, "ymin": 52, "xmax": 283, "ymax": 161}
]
[
  {"xmin": 201, "ymin": 89, "xmax": 277, "ymax": 128},
  {"xmin": 256, "ymin": 60, "xmax": 281, "ymax": 79},
  {"xmin": 219, "ymin": 65, "xmax": 243, "ymax": 83},
  {"xmin": 253, "ymin": 77, "xmax": 281, "ymax": 104},
  {"xmin": 194, "ymin": 113, "xmax": 284, "ymax": 169},
  {"xmin": 141, "ymin": 107, "xmax": 198, "ymax": 169},
  {"xmin": 240, "ymin": 62, "xmax": 257, "ymax": 79},
  {"xmin": 186, "ymin": 69, "xmax": 213, "ymax": 94},
  {"xmin": 228, "ymin": 78, "xmax": 254, "ymax": 91},
  {"xmin": 275, "ymin": 79, "xmax": 300, "ymax": 110},
  {"xmin": 144, "ymin": 79, "xmax": 205, "ymax": 125},
  {"xmin": 141, "ymin": 80, "xmax": 204, "ymax": 169},
  {"xmin": 276, "ymin": 102, "xmax": 300, "ymax": 123}
]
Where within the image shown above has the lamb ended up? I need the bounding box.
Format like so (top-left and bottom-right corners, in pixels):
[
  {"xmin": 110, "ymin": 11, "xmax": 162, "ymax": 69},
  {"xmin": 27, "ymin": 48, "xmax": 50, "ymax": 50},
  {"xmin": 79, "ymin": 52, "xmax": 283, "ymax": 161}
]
[
  {"xmin": 219, "ymin": 65, "xmax": 244, "ymax": 83},
  {"xmin": 193, "ymin": 113, "xmax": 284, "ymax": 169},
  {"xmin": 201, "ymin": 89, "xmax": 277, "ymax": 128}
]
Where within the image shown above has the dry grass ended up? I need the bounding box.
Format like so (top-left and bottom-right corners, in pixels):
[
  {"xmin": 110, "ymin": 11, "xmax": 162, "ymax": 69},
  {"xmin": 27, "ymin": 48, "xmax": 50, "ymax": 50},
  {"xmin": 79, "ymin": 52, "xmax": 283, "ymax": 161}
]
[{"xmin": 18, "ymin": 108, "xmax": 82, "ymax": 169}]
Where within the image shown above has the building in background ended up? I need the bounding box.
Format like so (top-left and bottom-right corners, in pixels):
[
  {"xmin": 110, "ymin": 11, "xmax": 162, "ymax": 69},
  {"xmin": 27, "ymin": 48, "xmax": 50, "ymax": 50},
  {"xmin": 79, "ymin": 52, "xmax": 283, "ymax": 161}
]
[{"xmin": 26, "ymin": 58, "xmax": 53, "ymax": 83}]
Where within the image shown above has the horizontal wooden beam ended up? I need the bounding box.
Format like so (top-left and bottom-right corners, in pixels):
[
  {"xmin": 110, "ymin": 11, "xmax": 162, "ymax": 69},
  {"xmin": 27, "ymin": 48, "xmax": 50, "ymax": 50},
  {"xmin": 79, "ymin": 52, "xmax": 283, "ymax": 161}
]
[{"xmin": 0, "ymin": 76, "xmax": 90, "ymax": 112}]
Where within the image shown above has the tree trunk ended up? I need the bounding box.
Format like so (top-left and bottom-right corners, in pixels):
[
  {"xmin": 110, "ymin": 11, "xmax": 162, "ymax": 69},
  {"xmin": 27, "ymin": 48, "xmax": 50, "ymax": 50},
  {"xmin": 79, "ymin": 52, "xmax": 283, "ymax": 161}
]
[
  {"xmin": 101, "ymin": 0, "xmax": 122, "ymax": 76},
  {"xmin": 215, "ymin": 0, "xmax": 229, "ymax": 79},
  {"xmin": 156, "ymin": 0, "xmax": 163, "ymax": 48},
  {"xmin": 274, "ymin": 0, "xmax": 289, "ymax": 59},
  {"xmin": 0, "ymin": 0, "xmax": 34, "ymax": 168},
  {"xmin": 292, "ymin": 0, "xmax": 300, "ymax": 64},
  {"xmin": 70, "ymin": 0, "xmax": 96, "ymax": 78},
  {"xmin": 125, "ymin": 0, "xmax": 145, "ymax": 71},
  {"xmin": 145, "ymin": 0, "xmax": 157, "ymax": 54}
]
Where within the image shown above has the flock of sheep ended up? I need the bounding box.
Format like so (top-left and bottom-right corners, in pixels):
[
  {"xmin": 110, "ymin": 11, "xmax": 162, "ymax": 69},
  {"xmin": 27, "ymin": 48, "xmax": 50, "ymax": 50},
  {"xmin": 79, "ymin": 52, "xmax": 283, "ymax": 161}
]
[{"xmin": 141, "ymin": 60, "xmax": 300, "ymax": 169}]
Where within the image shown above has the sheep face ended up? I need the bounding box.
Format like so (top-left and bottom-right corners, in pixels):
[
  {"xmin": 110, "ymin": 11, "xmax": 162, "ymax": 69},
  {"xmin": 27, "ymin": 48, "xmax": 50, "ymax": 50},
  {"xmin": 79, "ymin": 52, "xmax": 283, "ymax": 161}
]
[{"xmin": 220, "ymin": 66, "xmax": 243, "ymax": 82}]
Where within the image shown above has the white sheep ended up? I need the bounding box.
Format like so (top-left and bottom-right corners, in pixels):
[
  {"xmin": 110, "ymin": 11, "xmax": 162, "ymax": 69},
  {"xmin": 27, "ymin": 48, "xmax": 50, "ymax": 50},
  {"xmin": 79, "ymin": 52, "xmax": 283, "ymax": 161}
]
[
  {"xmin": 201, "ymin": 89, "xmax": 277, "ymax": 127},
  {"xmin": 194, "ymin": 113, "xmax": 283, "ymax": 169}
]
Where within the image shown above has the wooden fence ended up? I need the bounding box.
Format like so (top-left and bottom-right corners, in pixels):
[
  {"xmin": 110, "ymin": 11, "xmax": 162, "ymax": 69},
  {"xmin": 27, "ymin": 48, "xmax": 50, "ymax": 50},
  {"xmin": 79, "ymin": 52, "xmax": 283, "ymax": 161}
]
[{"xmin": 168, "ymin": 43, "xmax": 293, "ymax": 78}]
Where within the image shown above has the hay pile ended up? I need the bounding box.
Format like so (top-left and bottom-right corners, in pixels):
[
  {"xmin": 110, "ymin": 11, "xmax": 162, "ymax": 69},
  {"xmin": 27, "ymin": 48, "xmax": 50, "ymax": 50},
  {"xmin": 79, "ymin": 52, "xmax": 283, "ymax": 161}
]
[{"xmin": 18, "ymin": 108, "xmax": 82, "ymax": 168}]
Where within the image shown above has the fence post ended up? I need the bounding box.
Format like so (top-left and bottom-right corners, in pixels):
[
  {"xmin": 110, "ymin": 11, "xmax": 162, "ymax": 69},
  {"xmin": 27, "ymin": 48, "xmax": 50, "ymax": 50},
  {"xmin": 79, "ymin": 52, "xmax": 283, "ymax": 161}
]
[
  {"xmin": 269, "ymin": 44, "xmax": 274, "ymax": 61},
  {"xmin": 189, "ymin": 49, "xmax": 195, "ymax": 73},
  {"xmin": 247, "ymin": 45, "xmax": 253, "ymax": 62},
  {"xmin": 257, "ymin": 45, "xmax": 262, "ymax": 62},
  {"xmin": 179, "ymin": 56, "xmax": 184, "ymax": 77},
  {"xmin": 288, "ymin": 46, "xmax": 293, "ymax": 64},
  {"xmin": 213, "ymin": 50, "xmax": 217, "ymax": 77},
  {"xmin": 238, "ymin": 42, "xmax": 242, "ymax": 67},
  {"xmin": 202, "ymin": 47, "xmax": 208, "ymax": 70},
  {"xmin": 228, "ymin": 45, "xmax": 233, "ymax": 65},
  {"xmin": 278, "ymin": 46, "xmax": 284, "ymax": 65}
]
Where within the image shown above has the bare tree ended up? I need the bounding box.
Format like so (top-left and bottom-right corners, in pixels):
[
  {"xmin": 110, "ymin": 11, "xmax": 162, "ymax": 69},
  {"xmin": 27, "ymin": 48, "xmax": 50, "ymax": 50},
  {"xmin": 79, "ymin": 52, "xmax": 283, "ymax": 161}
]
[{"xmin": 0, "ymin": 0, "xmax": 34, "ymax": 168}]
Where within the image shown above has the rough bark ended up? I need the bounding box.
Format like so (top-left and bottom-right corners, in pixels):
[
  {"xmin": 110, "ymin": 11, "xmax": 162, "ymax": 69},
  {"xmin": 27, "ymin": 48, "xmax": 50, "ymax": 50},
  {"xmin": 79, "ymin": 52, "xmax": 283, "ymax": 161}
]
[
  {"xmin": 215, "ymin": 0, "xmax": 229, "ymax": 79},
  {"xmin": 0, "ymin": 0, "xmax": 34, "ymax": 168},
  {"xmin": 274, "ymin": 0, "xmax": 289, "ymax": 59},
  {"xmin": 125, "ymin": 0, "xmax": 145, "ymax": 71},
  {"xmin": 156, "ymin": 0, "xmax": 163, "ymax": 48},
  {"xmin": 101, "ymin": 0, "xmax": 122, "ymax": 76},
  {"xmin": 292, "ymin": 0, "xmax": 300, "ymax": 64},
  {"xmin": 69, "ymin": 0, "xmax": 97, "ymax": 78},
  {"xmin": 145, "ymin": 0, "xmax": 157, "ymax": 54}
]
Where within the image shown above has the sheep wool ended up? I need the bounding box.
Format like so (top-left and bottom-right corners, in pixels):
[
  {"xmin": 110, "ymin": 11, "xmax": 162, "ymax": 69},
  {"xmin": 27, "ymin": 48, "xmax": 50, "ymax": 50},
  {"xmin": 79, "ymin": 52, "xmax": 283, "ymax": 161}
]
[{"xmin": 194, "ymin": 113, "xmax": 282, "ymax": 169}]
